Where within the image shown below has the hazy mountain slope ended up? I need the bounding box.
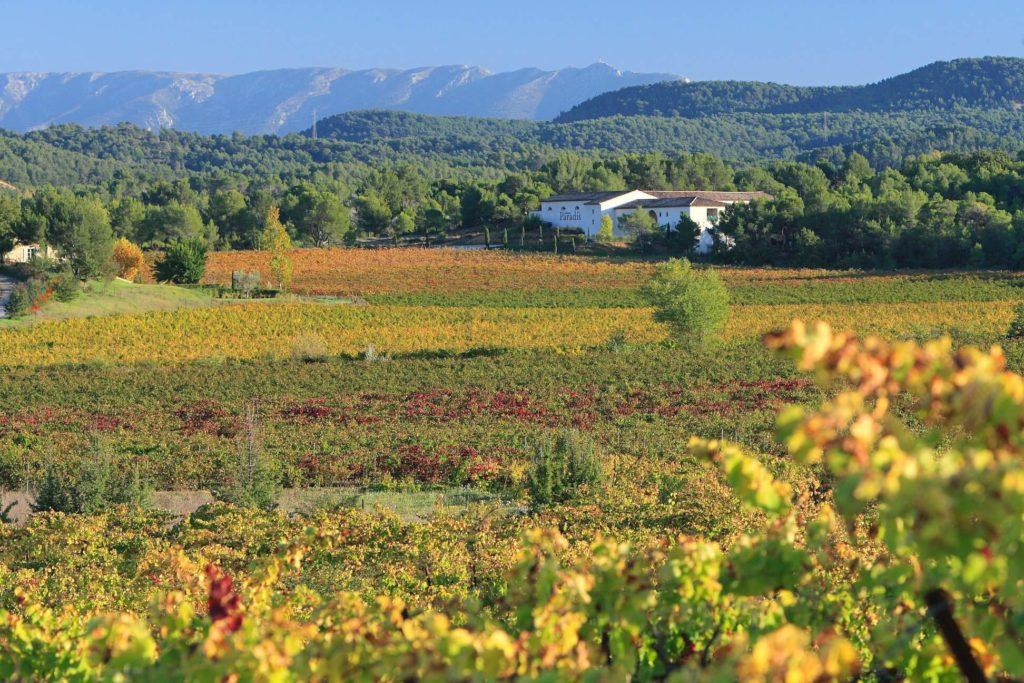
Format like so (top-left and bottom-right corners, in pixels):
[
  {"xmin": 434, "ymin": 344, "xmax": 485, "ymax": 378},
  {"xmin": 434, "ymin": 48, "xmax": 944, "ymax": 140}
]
[
  {"xmin": 556, "ymin": 57, "xmax": 1024, "ymax": 121},
  {"xmin": 0, "ymin": 64, "xmax": 679, "ymax": 134}
]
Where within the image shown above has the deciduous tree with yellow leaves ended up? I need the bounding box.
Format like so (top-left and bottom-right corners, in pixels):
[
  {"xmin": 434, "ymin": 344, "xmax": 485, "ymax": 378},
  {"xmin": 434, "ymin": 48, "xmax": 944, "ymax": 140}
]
[
  {"xmin": 111, "ymin": 237, "xmax": 144, "ymax": 280},
  {"xmin": 260, "ymin": 206, "xmax": 292, "ymax": 291}
]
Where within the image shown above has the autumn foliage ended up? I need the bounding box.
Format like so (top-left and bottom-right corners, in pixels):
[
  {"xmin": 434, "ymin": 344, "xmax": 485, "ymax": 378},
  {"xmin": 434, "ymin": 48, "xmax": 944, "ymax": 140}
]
[
  {"xmin": 111, "ymin": 237, "xmax": 144, "ymax": 280},
  {"xmin": 3, "ymin": 322, "xmax": 1024, "ymax": 678}
]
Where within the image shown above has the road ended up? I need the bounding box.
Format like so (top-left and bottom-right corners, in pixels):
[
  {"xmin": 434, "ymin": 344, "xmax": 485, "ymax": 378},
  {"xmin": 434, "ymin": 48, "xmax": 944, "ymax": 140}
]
[{"xmin": 0, "ymin": 275, "xmax": 15, "ymax": 318}]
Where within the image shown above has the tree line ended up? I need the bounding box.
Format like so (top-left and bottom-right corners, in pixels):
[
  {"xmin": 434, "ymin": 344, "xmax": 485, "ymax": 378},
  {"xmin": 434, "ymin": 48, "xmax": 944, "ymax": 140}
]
[{"xmin": 3, "ymin": 142, "xmax": 1024, "ymax": 270}]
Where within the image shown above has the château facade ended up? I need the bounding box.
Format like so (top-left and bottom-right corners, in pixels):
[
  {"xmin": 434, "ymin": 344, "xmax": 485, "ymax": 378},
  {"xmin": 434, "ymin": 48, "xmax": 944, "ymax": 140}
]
[{"xmin": 532, "ymin": 189, "xmax": 770, "ymax": 252}]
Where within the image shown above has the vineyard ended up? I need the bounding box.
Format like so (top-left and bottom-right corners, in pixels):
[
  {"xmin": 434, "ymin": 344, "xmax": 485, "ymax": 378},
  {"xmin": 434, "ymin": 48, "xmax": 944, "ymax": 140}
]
[{"xmin": 3, "ymin": 249, "xmax": 1024, "ymax": 679}]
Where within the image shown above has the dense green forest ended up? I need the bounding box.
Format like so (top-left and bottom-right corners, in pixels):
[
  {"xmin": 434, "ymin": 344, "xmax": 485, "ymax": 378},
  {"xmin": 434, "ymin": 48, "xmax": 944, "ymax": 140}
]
[
  {"xmin": 4, "ymin": 120, "xmax": 1024, "ymax": 270},
  {"xmin": 5, "ymin": 102, "xmax": 1024, "ymax": 192},
  {"xmin": 557, "ymin": 57, "xmax": 1024, "ymax": 121}
]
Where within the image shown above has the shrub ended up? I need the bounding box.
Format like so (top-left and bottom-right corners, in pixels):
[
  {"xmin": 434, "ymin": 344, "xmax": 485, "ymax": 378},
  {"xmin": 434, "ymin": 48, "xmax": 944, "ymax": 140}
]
[
  {"xmin": 596, "ymin": 215, "xmax": 615, "ymax": 243},
  {"xmin": 214, "ymin": 402, "xmax": 280, "ymax": 511},
  {"xmin": 6, "ymin": 277, "xmax": 49, "ymax": 318},
  {"xmin": 50, "ymin": 270, "xmax": 80, "ymax": 302},
  {"xmin": 618, "ymin": 209, "xmax": 659, "ymax": 249},
  {"xmin": 640, "ymin": 258, "xmax": 729, "ymax": 343},
  {"xmin": 672, "ymin": 215, "xmax": 701, "ymax": 253},
  {"xmin": 1007, "ymin": 302, "xmax": 1024, "ymax": 339},
  {"xmin": 31, "ymin": 449, "xmax": 150, "ymax": 514},
  {"xmin": 604, "ymin": 329, "xmax": 629, "ymax": 351},
  {"xmin": 5, "ymin": 284, "xmax": 31, "ymax": 318},
  {"xmin": 112, "ymin": 237, "xmax": 145, "ymax": 280},
  {"xmin": 231, "ymin": 270, "xmax": 261, "ymax": 297},
  {"xmin": 290, "ymin": 332, "xmax": 329, "ymax": 363},
  {"xmin": 526, "ymin": 430, "xmax": 603, "ymax": 507},
  {"xmin": 155, "ymin": 238, "xmax": 208, "ymax": 284}
]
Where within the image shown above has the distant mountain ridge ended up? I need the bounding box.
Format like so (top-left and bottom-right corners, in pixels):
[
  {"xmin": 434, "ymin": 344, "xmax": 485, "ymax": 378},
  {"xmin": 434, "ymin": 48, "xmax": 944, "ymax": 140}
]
[
  {"xmin": 0, "ymin": 63, "xmax": 681, "ymax": 134},
  {"xmin": 556, "ymin": 57, "xmax": 1024, "ymax": 122}
]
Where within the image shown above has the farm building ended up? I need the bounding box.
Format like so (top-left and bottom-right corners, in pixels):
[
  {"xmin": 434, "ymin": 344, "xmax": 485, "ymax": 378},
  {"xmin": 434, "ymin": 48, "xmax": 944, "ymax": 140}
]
[
  {"xmin": 532, "ymin": 189, "xmax": 770, "ymax": 252},
  {"xmin": 4, "ymin": 242, "xmax": 58, "ymax": 264}
]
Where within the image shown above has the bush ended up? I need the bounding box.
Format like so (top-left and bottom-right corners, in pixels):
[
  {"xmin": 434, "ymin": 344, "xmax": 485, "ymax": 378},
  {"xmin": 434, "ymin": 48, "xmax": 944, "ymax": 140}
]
[
  {"xmin": 672, "ymin": 216, "xmax": 701, "ymax": 253},
  {"xmin": 112, "ymin": 237, "xmax": 145, "ymax": 280},
  {"xmin": 31, "ymin": 450, "xmax": 150, "ymax": 514},
  {"xmin": 155, "ymin": 238, "xmax": 208, "ymax": 284},
  {"xmin": 5, "ymin": 284, "xmax": 31, "ymax": 318},
  {"xmin": 596, "ymin": 215, "xmax": 615, "ymax": 243},
  {"xmin": 526, "ymin": 430, "xmax": 603, "ymax": 507},
  {"xmin": 50, "ymin": 271, "xmax": 80, "ymax": 302},
  {"xmin": 1007, "ymin": 302, "xmax": 1024, "ymax": 339},
  {"xmin": 618, "ymin": 209, "xmax": 659, "ymax": 249},
  {"xmin": 231, "ymin": 270, "xmax": 261, "ymax": 297},
  {"xmin": 640, "ymin": 258, "xmax": 729, "ymax": 343},
  {"xmin": 6, "ymin": 277, "xmax": 49, "ymax": 318},
  {"xmin": 290, "ymin": 332, "xmax": 329, "ymax": 363}
]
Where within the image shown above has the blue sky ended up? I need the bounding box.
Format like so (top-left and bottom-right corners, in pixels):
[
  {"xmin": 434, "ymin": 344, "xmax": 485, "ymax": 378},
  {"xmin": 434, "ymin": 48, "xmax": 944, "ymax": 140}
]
[{"xmin": 2, "ymin": 0, "xmax": 1022, "ymax": 84}]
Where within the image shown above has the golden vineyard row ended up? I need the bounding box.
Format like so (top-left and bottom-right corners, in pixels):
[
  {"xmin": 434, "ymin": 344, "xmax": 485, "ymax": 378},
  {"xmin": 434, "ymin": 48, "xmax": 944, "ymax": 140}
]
[{"xmin": 0, "ymin": 299, "xmax": 1014, "ymax": 367}]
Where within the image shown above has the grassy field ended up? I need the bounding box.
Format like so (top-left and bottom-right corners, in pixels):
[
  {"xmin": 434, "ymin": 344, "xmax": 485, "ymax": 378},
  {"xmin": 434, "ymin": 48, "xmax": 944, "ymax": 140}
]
[{"xmin": 0, "ymin": 277, "xmax": 220, "ymax": 326}]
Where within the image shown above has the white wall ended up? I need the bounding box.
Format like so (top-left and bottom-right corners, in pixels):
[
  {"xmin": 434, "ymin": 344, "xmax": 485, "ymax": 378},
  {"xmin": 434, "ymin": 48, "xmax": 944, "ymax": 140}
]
[
  {"xmin": 532, "ymin": 190, "xmax": 656, "ymax": 237},
  {"xmin": 612, "ymin": 205, "xmax": 725, "ymax": 254},
  {"xmin": 4, "ymin": 243, "xmax": 58, "ymax": 263},
  {"xmin": 533, "ymin": 193, "xmax": 741, "ymax": 252}
]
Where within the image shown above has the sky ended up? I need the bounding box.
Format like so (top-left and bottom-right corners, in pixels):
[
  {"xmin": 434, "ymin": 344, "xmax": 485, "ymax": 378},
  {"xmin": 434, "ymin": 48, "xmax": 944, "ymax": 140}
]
[{"xmin": 1, "ymin": 0, "xmax": 1022, "ymax": 85}]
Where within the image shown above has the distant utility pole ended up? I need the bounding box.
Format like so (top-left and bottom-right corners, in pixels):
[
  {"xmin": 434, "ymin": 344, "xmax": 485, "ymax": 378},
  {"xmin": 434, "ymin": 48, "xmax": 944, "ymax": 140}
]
[{"xmin": 312, "ymin": 109, "xmax": 318, "ymax": 140}]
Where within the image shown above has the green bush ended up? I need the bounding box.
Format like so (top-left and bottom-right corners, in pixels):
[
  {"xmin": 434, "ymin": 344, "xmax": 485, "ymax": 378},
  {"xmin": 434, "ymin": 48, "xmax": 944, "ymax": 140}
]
[
  {"xmin": 596, "ymin": 215, "xmax": 615, "ymax": 243},
  {"xmin": 1007, "ymin": 302, "xmax": 1024, "ymax": 339},
  {"xmin": 155, "ymin": 238, "xmax": 208, "ymax": 284},
  {"xmin": 672, "ymin": 216, "xmax": 701, "ymax": 253},
  {"xmin": 5, "ymin": 285, "xmax": 31, "ymax": 318},
  {"xmin": 50, "ymin": 271, "xmax": 80, "ymax": 302},
  {"xmin": 640, "ymin": 258, "xmax": 729, "ymax": 343},
  {"xmin": 31, "ymin": 451, "xmax": 150, "ymax": 514},
  {"xmin": 231, "ymin": 270, "xmax": 261, "ymax": 297},
  {"xmin": 6, "ymin": 278, "xmax": 48, "ymax": 318},
  {"xmin": 526, "ymin": 430, "xmax": 603, "ymax": 507}
]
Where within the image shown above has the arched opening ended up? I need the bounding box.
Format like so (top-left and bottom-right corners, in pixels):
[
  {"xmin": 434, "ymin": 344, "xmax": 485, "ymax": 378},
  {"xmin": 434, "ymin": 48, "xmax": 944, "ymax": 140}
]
[{"xmin": 648, "ymin": 209, "xmax": 658, "ymax": 223}]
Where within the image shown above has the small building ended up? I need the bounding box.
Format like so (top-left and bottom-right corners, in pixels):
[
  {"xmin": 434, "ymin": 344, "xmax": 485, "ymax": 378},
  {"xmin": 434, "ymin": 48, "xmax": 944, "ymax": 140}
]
[
  {"xmin": 4, "ymin": 243, "xmax": 58, "ymax": 264},
  {"xmin": 532, "ymin": 189, "xmax": 770, "ymax": 253}
]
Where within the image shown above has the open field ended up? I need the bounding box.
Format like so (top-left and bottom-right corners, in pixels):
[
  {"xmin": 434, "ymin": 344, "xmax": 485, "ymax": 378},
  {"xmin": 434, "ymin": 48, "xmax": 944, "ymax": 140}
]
[{"xmin": 0, "ymin": 277, "xmax": 220, "ymax": 326}]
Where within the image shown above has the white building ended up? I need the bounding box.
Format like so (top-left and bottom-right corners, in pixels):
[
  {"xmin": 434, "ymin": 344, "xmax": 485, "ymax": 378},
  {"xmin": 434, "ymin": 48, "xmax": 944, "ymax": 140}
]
[
  {"xmin": 532, "ymin": 189, "xmax": 770, "ymax": 253},
  {"xmin": 4, "ymin": 243, "xmax": 58, "ymax": 264}
]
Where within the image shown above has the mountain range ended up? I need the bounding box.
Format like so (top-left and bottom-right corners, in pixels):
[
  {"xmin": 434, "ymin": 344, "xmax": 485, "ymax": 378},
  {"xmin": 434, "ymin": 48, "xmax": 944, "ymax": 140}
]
[{"xmin": 0, "ymin": 63, "xmax": 680, "ymax": 135}]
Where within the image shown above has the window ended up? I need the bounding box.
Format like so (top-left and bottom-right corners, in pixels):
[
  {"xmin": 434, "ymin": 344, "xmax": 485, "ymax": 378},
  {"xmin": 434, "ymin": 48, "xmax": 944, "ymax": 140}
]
[
  {"xmin": 547, "ymin": 206, "xmax": 552, "ymax": 211},
  {"xmin": 25, "ymin": 246, "xmax": 37, "ymax": 259},
  {"xmin": 707, "ymin": 209, "xmax": 720, "ymax": 222}
]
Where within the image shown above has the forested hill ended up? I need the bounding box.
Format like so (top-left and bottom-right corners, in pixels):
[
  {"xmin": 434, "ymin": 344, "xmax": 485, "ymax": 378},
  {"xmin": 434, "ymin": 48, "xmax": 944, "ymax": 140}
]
[
  {"xmin": 556, "ymin": 57, "xmax": 1024, "ymax": 121},
  {"xmin": 5, "ymin": 104, "xmax": 1024, "ymax": 188}
]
